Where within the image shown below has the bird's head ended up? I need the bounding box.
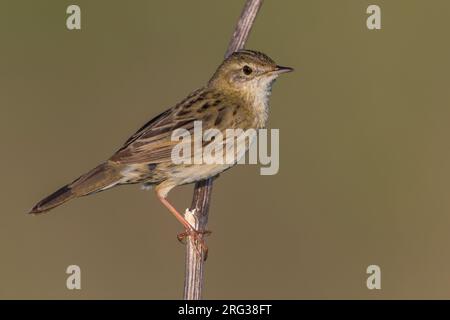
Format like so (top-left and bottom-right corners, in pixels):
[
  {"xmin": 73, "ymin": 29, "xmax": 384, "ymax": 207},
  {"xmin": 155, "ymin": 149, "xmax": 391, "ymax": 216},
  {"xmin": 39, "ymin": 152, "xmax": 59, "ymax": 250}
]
[{"xmin": 208, "ymin": 50, "xmax": 293, "ymax": 100}]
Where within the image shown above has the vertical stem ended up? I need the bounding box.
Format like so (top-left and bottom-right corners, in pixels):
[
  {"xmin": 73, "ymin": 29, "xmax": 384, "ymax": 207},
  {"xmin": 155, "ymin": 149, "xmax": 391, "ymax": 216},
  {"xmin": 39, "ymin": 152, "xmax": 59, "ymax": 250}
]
[
  {"xmin": 183, "ymin": 179, "xmax": 213, "ymax": 300},
  {"xmin": 183, "ymin": 0, "xmax": 264, "ymax": 300},
  {"xmin": 225, "ymin": 0, "xmax": 265, "ymax": 58}
]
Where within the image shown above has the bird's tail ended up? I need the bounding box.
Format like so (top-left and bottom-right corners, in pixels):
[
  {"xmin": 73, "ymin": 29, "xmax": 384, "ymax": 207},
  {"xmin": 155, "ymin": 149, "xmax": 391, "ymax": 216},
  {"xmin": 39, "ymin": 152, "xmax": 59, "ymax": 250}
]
[{"xmin": 29, "ymin": 161, "xmax": 122, "ymax": 214}]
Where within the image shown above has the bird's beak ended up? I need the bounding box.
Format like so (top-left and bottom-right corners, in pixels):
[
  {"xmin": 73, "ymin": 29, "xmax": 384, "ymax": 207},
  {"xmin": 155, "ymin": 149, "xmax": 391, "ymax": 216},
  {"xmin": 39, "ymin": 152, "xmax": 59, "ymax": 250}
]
[{"xmin": 274, "ymin": 65, "xmax": 294, "ymax": 74}]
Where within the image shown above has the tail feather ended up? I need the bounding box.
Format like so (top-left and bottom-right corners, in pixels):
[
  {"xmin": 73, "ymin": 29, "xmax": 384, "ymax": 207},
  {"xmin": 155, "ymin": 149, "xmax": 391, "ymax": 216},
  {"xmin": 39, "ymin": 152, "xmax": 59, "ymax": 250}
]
[{"xmin": 29, "ymin": 162, "xmax": 121, "ymax": 214}]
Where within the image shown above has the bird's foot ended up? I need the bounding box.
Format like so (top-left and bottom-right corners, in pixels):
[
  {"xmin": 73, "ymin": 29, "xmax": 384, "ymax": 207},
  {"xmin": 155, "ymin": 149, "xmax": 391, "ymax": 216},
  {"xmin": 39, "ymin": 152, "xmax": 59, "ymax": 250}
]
[{"xmin": 177, "ymin": 228, "xmax": 212, "ymax": 260}]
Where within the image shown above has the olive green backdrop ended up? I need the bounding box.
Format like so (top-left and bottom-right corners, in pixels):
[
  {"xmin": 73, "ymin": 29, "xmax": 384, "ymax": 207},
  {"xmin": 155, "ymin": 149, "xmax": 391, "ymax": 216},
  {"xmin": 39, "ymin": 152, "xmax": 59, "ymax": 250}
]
[{"xmin": 1, "ymin": 0, "xmax": 449, "ymax": 299}]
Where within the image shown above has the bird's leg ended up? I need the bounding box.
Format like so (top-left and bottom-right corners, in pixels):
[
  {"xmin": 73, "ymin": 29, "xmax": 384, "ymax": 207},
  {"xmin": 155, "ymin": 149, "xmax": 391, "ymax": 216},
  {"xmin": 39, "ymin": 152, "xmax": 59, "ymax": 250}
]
[{"xmin": 156, "ymin": 194, "xmax": 211, "ymax": 258}]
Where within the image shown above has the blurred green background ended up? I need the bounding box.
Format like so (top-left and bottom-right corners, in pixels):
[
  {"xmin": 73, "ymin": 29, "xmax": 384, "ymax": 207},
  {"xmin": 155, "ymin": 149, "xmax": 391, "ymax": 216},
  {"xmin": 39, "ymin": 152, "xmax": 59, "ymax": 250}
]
[{"xmin": 1, "ymin": 0, "xmax": 450, "ymax": 299}]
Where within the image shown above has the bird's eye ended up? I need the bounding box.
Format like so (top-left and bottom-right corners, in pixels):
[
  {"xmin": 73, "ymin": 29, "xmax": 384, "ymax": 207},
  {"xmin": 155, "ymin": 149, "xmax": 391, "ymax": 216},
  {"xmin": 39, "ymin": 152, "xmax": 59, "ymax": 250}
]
[{"xmin": 242, "ymin": 65, "xmax": 253, "ymax": 75}]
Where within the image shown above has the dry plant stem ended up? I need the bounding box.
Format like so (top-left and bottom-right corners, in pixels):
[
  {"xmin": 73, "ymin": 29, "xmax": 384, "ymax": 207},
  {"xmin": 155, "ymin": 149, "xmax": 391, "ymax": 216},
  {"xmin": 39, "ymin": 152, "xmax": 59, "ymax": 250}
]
[
  {"xmin": 183, "ymin": 0, "xmax": 264, "ymax": 300},
  {"xmin": 183, "ymin": 179, "xmax": 213, "ymax": 300},
  {"xmin": 225, "ymin": 0, "xmax": 265, "ymax": 59}
]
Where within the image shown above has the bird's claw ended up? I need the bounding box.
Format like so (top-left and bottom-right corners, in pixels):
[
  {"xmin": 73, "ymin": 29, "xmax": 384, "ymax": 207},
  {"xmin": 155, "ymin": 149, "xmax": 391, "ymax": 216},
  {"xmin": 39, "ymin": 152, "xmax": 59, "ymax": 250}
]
[{"xmin": 177, "ymin": 228, "xmax": 212, "ymax": 260}]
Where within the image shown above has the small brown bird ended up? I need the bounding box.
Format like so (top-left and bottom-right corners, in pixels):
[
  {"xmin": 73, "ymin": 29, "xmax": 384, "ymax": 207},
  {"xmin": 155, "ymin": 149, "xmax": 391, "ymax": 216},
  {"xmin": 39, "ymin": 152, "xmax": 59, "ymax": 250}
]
[{"xmin": 30, "ymin": 50, "xmax": 292, "ymax": 247}]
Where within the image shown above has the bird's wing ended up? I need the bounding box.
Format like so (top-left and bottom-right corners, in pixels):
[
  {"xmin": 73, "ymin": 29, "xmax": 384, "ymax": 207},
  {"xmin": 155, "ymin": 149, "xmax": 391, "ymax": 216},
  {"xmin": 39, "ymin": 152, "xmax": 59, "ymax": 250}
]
[{"xmin": 109, "ymin": 88, "xmax": 244, "ymax": 165}]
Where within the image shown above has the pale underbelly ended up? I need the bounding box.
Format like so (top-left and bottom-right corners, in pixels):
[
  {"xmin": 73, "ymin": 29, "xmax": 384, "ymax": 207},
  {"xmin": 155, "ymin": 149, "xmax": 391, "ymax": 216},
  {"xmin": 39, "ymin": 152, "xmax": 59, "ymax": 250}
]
[
  {"xmin": 168, "ymin": 162, "xmax": 235, "ymax": 186},
  {"xmin": 168, "ymin": 133, "xmax": 256, "ymax": 185}
]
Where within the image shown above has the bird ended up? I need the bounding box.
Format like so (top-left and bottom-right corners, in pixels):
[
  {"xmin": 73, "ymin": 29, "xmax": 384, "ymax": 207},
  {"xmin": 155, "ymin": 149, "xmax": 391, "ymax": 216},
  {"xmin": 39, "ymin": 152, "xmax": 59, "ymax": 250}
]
[{"xmin": 29, "ymin": 49, "xmax": 293, "ymax": 252}]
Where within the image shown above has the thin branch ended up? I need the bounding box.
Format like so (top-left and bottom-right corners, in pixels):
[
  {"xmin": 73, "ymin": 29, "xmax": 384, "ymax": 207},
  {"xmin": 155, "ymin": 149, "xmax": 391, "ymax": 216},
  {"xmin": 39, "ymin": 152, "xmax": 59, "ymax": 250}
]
[
  {"xmin": 183, "ymin": 0, "xmax": 264, "ymax": 300},
  {"xmin": 225, "ymin": 0, "xmax": 264, "ymax": 58},
  {"xmin": 183, "ymin": 179, "xmax": 214, "ymax": 300}
]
